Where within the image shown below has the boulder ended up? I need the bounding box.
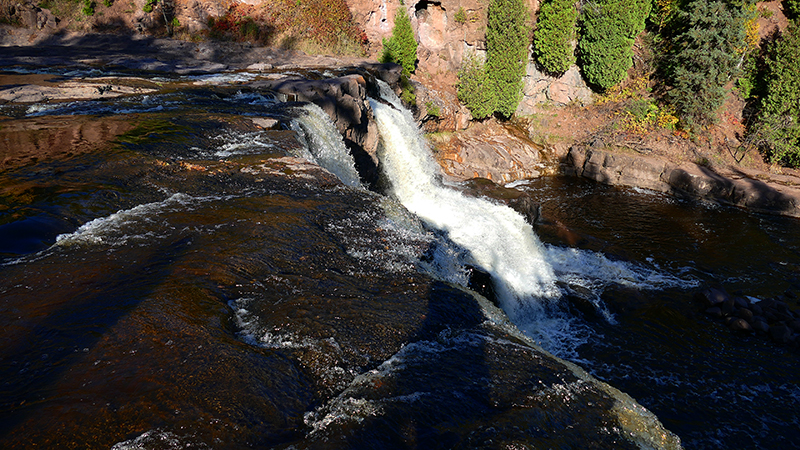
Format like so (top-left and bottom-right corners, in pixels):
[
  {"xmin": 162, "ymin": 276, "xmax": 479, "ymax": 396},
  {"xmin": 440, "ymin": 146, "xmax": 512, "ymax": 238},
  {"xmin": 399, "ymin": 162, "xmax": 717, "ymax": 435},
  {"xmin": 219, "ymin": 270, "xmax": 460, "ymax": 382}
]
[
  {"xmin": 433, "ymin": 120, "xmax": 547, "ymax": 183},
  {"xmin": 518, "ymin": 64, "xmax": 593, "ymax": 114},
  {"xmin": 751, "ymin": 319, "xmax": 770, "ymax": 334},
  {"xmin": 695, "ymin": 287, "xmax": 729, "ymax": 308},
  {"xmin": 729, "ymin": 318, "xmax": 753, "ymax": 333},
  {"xmin": 769, "ymin": 324, "xmax": 793, "ymax": 344},
  {"xmin": 736, "ymin": 308, "xmax": 754, "ymax": 322}
]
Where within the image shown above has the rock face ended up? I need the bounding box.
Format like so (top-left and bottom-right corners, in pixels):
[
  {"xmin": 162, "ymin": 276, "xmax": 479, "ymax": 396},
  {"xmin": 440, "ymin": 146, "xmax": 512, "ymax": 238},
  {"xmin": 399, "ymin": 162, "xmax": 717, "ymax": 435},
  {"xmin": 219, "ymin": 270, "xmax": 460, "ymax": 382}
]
[
  {"xmin": 349, "ymin": 0, "xmax": 561, "ymax": 128},
  {"xmin": 252, "ymin": 63, "xmax": 403, "ymax": 187},
  {"xmin": 518, "ymin": 64, "xmax": 594, "ymax": 113},
  {"xmin": 565, "ymin": 146, "xmax": 800, "ymax": 218},
  {"xmin": 432, "ymin": 120, "xmax": 547, "ymax": 183}
]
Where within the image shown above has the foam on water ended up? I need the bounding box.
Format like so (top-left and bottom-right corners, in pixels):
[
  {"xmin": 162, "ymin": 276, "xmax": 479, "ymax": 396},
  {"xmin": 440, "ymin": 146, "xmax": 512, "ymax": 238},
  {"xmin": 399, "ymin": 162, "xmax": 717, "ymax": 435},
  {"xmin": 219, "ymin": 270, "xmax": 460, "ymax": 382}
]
[
  {"xmin": 55, "ymin": 193, "xmax": 197, "ymax": 248},
  {"xmin": 201, "ymin": 129, "xmax": 276, "ymax": 158}
]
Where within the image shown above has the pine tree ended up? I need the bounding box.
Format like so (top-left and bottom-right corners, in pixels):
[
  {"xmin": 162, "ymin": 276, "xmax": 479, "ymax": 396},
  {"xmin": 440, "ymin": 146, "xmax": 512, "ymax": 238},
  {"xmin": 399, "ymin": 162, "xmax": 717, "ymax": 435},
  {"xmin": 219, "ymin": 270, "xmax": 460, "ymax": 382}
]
[
  {"xmin": 380, "ymin": 8, "xmax": 418, "ymax": 77},
  {"xmin": 485, "ymin": 0, "xmax": 530, "ymax": 117},
  {"xmin": 666, "ymin": 0, "xmax": 749, "ymax": 130},
  {"xmin": 533, "ymin": 0, "xmax": 578, "ymax": 75}
]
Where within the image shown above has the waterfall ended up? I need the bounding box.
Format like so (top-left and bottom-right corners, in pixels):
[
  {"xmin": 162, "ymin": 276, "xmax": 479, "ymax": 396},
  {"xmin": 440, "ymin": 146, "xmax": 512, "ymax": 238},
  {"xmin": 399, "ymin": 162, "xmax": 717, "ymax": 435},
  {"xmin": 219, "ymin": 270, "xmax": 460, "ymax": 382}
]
[
  {"xmin": 287, "ymin": 87, "xmax": 690, "ymax": 355},
  {"xmin": 369, "ymin": 95, "xmax": 562, "ymax": 318},
  {"xmin": 289, "ymin": 103, "xmax": 363, "ymax": 189}
]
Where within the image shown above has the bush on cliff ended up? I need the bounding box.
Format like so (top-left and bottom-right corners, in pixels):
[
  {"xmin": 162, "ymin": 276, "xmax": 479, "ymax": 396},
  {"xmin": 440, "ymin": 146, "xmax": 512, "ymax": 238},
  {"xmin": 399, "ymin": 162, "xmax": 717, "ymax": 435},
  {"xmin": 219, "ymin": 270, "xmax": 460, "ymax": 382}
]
[
  {"xmin": 380, "ymin": 8, "xmax": 418, "ymax": 77},
  {"xmin": 755, "ymin": 21, "xmax": 800, "ymax": 166},
  {"xmin": 457, "ymin": 55, "xmax": 494, "ymax": 119},
  {"xmin": 533, "ymin": 0, "xmax": 578, "ymax": 75},
  {"xmin": 577, "ymin": 0, "xmax": 650, "ymax": 91},
  {"xmin": 458, "ymin": 0, "xmax": 529, "ymax": 119},
  {"xmin": 485, "ymin": 0, "xmax": 530, "ymax": 117}
]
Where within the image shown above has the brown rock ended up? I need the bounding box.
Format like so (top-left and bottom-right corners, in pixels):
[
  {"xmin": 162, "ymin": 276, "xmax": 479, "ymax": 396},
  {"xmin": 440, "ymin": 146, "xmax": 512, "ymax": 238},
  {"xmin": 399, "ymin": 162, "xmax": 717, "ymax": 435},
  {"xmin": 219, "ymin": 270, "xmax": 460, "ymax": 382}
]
[
  {"xmin": 736, "ymin": 308, "xmax": 754, "ymax": 322},
  {"xmin": 769, "ymin": 324, "xmax": 793, "ymax": 344},
  {"xmin": 729, "ymin": 318, "xmax": 753, "ymax": 333}
]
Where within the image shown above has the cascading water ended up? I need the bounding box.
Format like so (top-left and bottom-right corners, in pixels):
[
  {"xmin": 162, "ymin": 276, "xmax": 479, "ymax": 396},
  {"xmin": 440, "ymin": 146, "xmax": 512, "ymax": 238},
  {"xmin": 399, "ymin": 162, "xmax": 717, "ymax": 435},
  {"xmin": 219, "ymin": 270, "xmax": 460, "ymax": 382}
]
[
  {"xmin": 285, "ymin": 84, "xmax": 691, "ymax": 355},
  {"xmin": 367, "ymin": 84, "xmax": 693, "ymax": 355},
  {"xmin": 369, "ymin": 100, "xmax": 560, "ymax": 297},
  {"xmin": 289, "ymin": 103, "xmax": 363, "ymax": 189}
]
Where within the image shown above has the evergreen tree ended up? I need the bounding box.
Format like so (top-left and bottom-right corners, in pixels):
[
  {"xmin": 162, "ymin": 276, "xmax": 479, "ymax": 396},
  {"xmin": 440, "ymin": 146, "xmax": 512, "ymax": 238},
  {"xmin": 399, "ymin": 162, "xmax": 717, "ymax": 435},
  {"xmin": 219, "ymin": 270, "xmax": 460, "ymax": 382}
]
[
  {"xmin": 666, "ymin": 0, "xmax": 749, "ymax": 131},
  {"xmin": 577, "ymin": 0, "xmax": 650, "ymax": 91},
  {"xmin": 533, "ymin": 0, "xmax": 578, "ymax": 75},
  {"xmin": 756, "ymin": 22, "xmax": 800, "ymax": 166},
  {"xmin": 380, "ymin": 8, "xmax": 418, "ymax": 76},
  {"xmin": 457, "ymin": 55, "xmax": 494, "ymax": 119},
  {"xmin": 485, "ymin": 0, "xmax": 530, "ymax": 117}
]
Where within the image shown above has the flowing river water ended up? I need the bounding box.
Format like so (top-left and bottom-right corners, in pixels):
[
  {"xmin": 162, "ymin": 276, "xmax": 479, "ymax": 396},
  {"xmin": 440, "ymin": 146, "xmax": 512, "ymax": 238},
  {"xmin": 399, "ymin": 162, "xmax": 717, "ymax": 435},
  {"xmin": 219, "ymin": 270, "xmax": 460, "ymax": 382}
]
[{"xmin": 1, "ymin": 69, "xmax": 799, "ymax": 449}]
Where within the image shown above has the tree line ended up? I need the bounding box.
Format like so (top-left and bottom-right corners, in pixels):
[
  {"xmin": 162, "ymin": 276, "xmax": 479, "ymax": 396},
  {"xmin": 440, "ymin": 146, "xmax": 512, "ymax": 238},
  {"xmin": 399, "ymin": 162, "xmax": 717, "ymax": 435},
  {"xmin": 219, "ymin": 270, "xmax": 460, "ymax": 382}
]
[{"xmin": 378, "ymin": 0, "xmax": 799, "ymax": 167}]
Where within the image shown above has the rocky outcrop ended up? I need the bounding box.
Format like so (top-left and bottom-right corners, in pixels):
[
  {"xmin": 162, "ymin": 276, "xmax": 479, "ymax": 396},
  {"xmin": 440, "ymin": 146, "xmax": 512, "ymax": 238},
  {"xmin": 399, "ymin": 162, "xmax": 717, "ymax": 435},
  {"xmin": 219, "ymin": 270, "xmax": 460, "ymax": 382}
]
[
  {"xmin": 565, "ymin": 146, "xmax": 800, "ymax": 218},
  {"xmin": 518, "ymin": 64, "xmax": 594, "ymax": 113},
  {"xmin": 696, "ymin": 285, "xmax": 800, "ymax": 348},
  {"xmin": 2, "ymin": 1, "xmax": 59, "ymax": 32},
  {"xmin": 432, "ymin": 120, "xmax": 548, "ymax": 183},
  {"xmin": 251, "ymin": 63, "xmax": 403, "ymax": 187}
]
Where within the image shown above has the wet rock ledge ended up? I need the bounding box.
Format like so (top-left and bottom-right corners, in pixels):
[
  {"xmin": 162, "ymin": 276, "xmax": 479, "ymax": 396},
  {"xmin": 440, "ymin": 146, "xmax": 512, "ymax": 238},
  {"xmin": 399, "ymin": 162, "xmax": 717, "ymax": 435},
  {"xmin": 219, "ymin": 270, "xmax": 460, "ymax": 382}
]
[{"xmin": 564, "ymin": 147, "xmax": 800, "ymax": 218}]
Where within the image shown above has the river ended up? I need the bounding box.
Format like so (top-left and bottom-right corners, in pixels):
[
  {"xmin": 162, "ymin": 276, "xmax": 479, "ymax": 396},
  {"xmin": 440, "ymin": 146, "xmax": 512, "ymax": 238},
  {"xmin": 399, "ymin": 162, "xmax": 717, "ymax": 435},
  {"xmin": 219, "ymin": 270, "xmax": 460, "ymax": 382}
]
[{"xmin": 1, "ymin": 68, "xmax": 798, "ymax": 449}]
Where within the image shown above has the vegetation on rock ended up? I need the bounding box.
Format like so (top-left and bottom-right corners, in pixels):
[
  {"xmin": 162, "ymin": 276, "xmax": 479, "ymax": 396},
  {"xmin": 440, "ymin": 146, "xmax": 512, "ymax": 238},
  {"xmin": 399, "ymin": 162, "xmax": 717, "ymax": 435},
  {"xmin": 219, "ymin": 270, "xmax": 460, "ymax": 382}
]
[
  {"xmin": 753, "ymin": 21, "xmax": 800, "ymax": 166},
  {"xmin": 485, "ymin": 0, "xmax": 530, "ymax": 117},
  {"xmin": 457, "ymin": 54, "xmax": 494, "ymax": 120},
  {"xmin": 456, "ymin": 0, "xmax": 529, "ymax": 119},
  {"xmin": 533, "ymin": 0, "xmax": 578, "ymax": 75},
  {"xmin": 380, "ymin": 8, "xmax": 418, "ymax": 76},
  {"xmin": 207, "ymin": 0, "xmax": 367, "ymax": 55},
  {"xmin": 660, "ymin": 0, "xmax": 751, "ymax": 132}
]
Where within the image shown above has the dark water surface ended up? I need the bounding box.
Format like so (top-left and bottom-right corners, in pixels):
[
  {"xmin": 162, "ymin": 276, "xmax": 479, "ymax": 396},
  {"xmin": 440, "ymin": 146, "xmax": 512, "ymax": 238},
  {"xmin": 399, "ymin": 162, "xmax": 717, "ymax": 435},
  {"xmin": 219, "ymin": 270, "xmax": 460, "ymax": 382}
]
[
  {"xmin": 1, "ymin": 73, "xmax": 798, "ymax": 449},
  {"xmin": 520, "ymin": 177, "xmax": 800, "ymax": 449}
]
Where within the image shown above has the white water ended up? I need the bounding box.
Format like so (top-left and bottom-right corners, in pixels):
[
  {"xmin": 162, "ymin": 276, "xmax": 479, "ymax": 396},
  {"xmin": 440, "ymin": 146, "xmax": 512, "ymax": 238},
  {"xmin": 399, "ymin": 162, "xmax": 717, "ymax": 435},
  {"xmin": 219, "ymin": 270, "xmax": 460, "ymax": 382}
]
[
  {"xmin": 286, "ymin": 84, "xmax": 692, "ymax": 355},
  {"xmin": 290, "ymin": 103, "xmax": 363, "ymax": 188},
  {"xmin": 367, "ymin": 85, "xmax": 696, "ymax": 355},
  {"xmin": 370, "ymin": 98, "xmax": 560, "ymax": 302}
]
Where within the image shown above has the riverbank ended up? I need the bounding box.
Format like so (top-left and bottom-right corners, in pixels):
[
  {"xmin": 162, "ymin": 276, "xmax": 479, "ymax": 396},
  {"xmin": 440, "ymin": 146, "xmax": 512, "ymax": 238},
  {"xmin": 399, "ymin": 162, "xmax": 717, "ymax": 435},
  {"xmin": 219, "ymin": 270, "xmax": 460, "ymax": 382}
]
[{"xmin": 3, "ymin": 27, "xmax": 800, "ymax": 218}]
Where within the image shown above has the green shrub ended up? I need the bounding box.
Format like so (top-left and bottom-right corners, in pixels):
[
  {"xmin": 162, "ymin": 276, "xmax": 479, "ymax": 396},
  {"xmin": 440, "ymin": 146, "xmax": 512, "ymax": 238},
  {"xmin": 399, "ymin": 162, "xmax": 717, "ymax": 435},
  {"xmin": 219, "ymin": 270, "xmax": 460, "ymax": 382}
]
[
  {"xmin": 399, "ymin": 74, "xmax": 416, "ymax": 105},
  {"xmin": 81, "ymin": 0, "xmax": 95, "ymax": 15},
  {"xmin": 454, "ymin": 6, "xmax": 467, "ymax": 24},
  {"xmin": 143, "ymin": 0, "xmax": 157, "ymax": 13},
  {"xmin": 533, "ymin": 0, "xmax": 578, "ymax": 75},
  {"xmin": 380, "ymin": 8, "xmax": 418, "ymax": 76},
  {"xmin": 756, "ymin": 22, "xmax": 800, "ymax": 166},
  {"xmin": 457, "ymin": 54, "xmax": 494, "ymax": 119},
  {"xmin": 787, "ymin": 0, "xmax": 800, "ymax": 18},
  {"xmin": 578, "ymin": 0, "xmax": 650, "ymax": 91},
  {"xmin": 425, "ymin": 101, "xmax": 441, "ymax": 118},
  {"xmin": 485, "ymin": 0, "xmax": 530, "ymax": 117}
]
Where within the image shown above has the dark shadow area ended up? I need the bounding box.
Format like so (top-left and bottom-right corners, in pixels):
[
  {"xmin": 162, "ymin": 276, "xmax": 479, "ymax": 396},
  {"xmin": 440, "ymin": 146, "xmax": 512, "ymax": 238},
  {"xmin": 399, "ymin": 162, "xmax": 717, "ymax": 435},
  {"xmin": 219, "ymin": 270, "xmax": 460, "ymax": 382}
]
[{"xmin": 0, "ymin": 235, "xmax": 193, "ymax": 439}]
